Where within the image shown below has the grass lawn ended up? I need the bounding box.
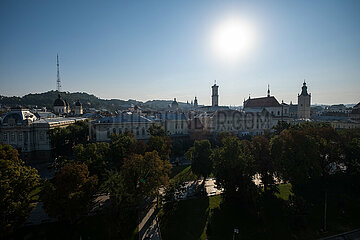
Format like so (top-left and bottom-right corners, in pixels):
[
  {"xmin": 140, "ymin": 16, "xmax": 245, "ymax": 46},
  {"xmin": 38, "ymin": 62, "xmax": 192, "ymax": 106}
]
[
  {"xmin": 170, "ymin": 165, "xmax": 198, "ymax": 184},
  {"xmin": 276, "ymin": 183, "xmax": 293, "ymax": 200},
  {"xmin": 169, "ymin": 164, "xmax": 191, "ymax": 178},
  {"xmin": 159, "ymin": 195, "xmax": 221, "ymax": 240}
]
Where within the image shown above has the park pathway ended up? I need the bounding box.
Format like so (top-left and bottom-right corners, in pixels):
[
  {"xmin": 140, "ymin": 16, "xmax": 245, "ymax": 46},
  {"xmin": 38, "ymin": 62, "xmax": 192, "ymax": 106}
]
[{"xmin": 138, "ymin": 199, "xmax": 162, "ymax": 240}]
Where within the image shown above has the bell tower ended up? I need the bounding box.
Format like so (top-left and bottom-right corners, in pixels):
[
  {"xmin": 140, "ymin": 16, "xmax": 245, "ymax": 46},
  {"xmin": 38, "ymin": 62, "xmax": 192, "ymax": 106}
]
[
  {"xmin": 212, "ymin": 81, "xmax": 219, "ymax": 107},
  {"xmin": 297, "ymin": 80, "xmax": 311, "ymax": 119}
]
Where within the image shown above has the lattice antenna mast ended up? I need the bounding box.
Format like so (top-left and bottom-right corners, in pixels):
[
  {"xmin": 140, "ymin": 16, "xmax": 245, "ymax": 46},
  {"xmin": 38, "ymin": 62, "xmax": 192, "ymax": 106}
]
[{"xmin": 56, "ymin": 54, "xmax": 61, "ymax": 92}]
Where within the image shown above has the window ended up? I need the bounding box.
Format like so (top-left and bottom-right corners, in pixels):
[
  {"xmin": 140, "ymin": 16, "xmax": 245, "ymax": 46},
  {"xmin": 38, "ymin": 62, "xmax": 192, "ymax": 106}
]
[
  {"xmin": 142, "ymin": 128, "xmax": 145, "ymax": 135},
  {"xmin": 277, "ymin": 111, "xmax": 280, "ymax": 116},
  {"xmin": 18, "ymin": 132, "xmax": 23, "ymax": 141},
  {"xmin": 10, "ymin": 132, "xmax": 15, "ymax": 141},
  {"xmin": 3, "ymin": 133, "xmax": 7, "ymax": 141},
  {"xmin": 113, "ymin": 128, "xmax": 116, "ymax": 134},
  {"xmin": 40, "ymin": 131, "xmax": 45, "ymax": 141}
]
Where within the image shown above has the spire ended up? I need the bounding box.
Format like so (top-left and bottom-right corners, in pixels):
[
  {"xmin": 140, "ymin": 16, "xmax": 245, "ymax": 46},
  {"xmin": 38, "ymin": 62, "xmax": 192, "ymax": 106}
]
[
  {"xmin": 300, "ymin": 80, "xmax": 309, "ymax": 96},
  {"xmin": 56, "ymin": 54, "xmax": 61, "ymax": 92},
  {"xmin": 267, "ymin": 84, "xmax": 270, "ymax": 97}
]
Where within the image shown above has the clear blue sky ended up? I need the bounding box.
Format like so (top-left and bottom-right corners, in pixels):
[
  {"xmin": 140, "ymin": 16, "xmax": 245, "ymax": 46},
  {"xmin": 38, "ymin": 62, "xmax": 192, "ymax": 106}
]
[{"xmin": 1, "ymin": 0, "xmax": 359, "ymax": 105}]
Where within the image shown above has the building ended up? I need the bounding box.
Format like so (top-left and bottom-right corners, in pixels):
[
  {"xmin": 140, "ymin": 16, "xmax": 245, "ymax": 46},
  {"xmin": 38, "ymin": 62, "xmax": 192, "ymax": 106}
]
[
  {"xmin": 156, "ymin": 112, "xmax": 188, "ymax": 136},
  {"xmin": 297, "ymin": 81, "xmax": 311, "ymax": 119},
  {"xmin": 89, "ymin": 113, "xmax": 154, "ymax": 141},
  {"xmin": 53, "ymin": 94, "xmax": 71, "ymax": 115},
  {"xmin": 73, "ymin": 100, "xmax": 83, "ymax": 115},
  {"xmin": 195, "ymin": 109, "xmax": 272, "ymax": 137},
  {"xmin": 243, "ymin": 86, "xmax": 290, "ymax": 125},
  {"xmin": 171, "ymin": 98, "xmax": 179, "ymax": 110},
  {"xmin": 212, "ymin": 83, "xmax": 219, "ymax": 107},
  {"xmin": 89, "ymin": 111, "xmax": 189, "ymax": 142},
  {"xmin": 0, "ymin": 107, "xmax": 86, "ymax": 162},
  {"xmin": 350, "ymin": 102, "xmax": 360, "ymax": 120},
  {"xmin": 194, "ymin": 96, "xmax": 198, "ymax": 108}
]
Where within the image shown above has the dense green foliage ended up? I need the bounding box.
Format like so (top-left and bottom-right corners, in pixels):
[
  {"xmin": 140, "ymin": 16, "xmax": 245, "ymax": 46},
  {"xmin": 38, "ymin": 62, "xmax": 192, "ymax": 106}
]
[
  {"xmin": 41, "ymin": 163, "xmax": 98, "ymax": 223},
  {"xmin": 0, "ymin": 144, "xmax": 40, "ymax": 236},
  {"xmin": 187, "ymin": 140, "xmax": 213, "ymax": 181},
  {"xmin": 48, "ymin": 120, "xmax": 89, "ymax": 158},
  {"xmin": 161, "ymin": 124, "xmax": 360, "ymax": 239}
]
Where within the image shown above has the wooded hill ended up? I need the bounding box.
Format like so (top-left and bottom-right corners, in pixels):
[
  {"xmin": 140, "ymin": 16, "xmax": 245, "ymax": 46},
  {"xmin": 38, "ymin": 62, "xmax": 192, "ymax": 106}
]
[{"xmin": 0, "ymin": 91, "xmax": 197, "ymax": 111}]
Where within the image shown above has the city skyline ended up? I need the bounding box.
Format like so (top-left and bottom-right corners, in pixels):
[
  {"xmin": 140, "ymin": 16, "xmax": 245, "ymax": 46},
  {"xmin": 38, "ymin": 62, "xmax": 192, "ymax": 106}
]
[{"xmin": 1, "ymin": 0, "xmax": 360, "ymax": 105}]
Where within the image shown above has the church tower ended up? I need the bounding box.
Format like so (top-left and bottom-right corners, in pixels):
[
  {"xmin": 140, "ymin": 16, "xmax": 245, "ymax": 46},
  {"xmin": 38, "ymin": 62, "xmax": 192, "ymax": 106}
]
[
  {"xmin": 297, "ymin": 80, "xmax": 311, "ymax": 119},
  {"xmin": 194, "ymin": 96, "xmax": 198, "ymax": 108},
  {"xmin": 212, "ymin": 82, "xmax": 219, "ymax": 107}
]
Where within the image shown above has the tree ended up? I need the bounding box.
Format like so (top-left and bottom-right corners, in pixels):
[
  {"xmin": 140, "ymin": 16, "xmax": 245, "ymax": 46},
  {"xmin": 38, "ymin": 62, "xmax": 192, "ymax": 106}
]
[
  {"xmin": 74, "ymin": 142, "xmax": 110, "ymax": 182},
  {"xmin": 212, "ymin": 137, "xmax": 256, "ymax": 200},
  {"xmin": 270, "ymin": 129, "xmax": 321, "ymax": 198},
  {"xmin": 48, "ymin": 120, "xmax": 89, "ymax": 157},
  {"xmin": 273, "ymin": 120, "xmax": 291, "ymax": 135},
  {"xmin": 0, "ymin": 144, "xmax": 40, "ymax": 235},
  {"xmin": 101, "ymin": 170, "xmax": 138, "ymax": 239},
  {"xmin": 41, "ymin": 163, "xmax": 98, "ymax": 223},
  {"xmin": 147, "ymin": 124, "xmax": 168, "ymax": 137},
  {"xmin": 109, "ymin": 132, "xmax": 137, "ymax": 169},
  {"xmin": 147, "ymin": 135, "xmax": 172, "ymax": 162},
  {"xmin": 122, "ymin": 151, "xmax": 171, "ymax": 199},
  {"xmin": 251, "ymin": 135, "xmax": 276, "ymax": 193},
  {"xmin": 187, "ymin": 140, "xmax": 213, "ymax": 182}
]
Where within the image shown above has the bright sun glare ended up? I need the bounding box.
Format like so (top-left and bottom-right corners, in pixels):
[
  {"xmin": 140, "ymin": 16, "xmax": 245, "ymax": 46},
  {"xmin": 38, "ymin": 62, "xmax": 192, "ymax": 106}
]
[{"xmin": 211, "ymin": 16, "xmax": 256, "ymax": 64}]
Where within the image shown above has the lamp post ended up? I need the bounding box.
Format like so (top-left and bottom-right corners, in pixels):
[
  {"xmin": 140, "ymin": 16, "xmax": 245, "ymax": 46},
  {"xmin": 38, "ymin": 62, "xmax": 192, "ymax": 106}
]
[{"xmin": 233, "ymin": 228, "xmax": 239, "ymax": 240}]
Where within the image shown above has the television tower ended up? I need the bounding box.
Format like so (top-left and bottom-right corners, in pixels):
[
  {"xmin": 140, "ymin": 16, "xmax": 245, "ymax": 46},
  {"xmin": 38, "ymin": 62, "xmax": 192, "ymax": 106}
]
[{"xmin": 56, "ymin": 54, "xmax": 61, "ymax": 92}]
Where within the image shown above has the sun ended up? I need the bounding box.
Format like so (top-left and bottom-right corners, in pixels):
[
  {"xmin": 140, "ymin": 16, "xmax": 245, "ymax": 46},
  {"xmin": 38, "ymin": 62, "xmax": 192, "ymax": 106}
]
[{"xmin": 210, "ymin": 15, "xmax": 256, "ymax": 63}]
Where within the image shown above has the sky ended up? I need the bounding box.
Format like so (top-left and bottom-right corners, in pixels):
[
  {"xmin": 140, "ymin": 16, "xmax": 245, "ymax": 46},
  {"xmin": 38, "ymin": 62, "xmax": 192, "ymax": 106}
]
[{"xmin": 0, "ymin": 0, "xmax": 360, "ymax": 105}]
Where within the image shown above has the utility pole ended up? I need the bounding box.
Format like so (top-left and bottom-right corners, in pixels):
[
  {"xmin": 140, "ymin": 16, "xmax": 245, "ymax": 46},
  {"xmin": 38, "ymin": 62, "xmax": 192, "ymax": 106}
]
[{"xmin": 57, "ymin": 54, "xmax": 61, "ymax": 92}]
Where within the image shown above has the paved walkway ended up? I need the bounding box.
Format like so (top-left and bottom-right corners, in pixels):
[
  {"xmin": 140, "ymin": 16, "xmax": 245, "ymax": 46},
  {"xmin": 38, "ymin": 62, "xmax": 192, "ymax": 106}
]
[{"xmin": 138, "ymin": 199, "xmax": 161, "ymax": 240}]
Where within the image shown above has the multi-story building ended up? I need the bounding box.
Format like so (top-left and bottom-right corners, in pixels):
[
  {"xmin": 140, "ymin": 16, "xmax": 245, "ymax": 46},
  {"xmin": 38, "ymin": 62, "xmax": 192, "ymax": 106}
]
[
  {"xmin": 89, "ymin": 113, "xmax": 154, "ymax": 141},
  {"xmin": 194, "ymin": 109, "xmax": 272, "ymax": 137},
  {"xmin": 0, "ymin": 107, "xmax": 86, "ymax": 162},
  {"xmin": 243, "ymin": 86, "xmax": 290, "ymax": 125},
  {"xmin": 89, "ymin": 112, "xmax": 189, "ymax": 141}
]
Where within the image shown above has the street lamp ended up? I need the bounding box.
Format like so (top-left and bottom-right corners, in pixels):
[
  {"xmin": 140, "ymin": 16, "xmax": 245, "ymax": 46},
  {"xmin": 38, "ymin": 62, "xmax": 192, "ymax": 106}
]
[{"xmin": 233, "ymin": 228, "xmax": 239, "ymax": 240}]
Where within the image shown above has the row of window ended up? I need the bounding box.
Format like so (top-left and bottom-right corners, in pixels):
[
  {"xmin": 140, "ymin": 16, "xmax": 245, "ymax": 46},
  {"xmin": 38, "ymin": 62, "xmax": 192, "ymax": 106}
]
[
  {"xmin": 106, "ymin": 127, "xmax": 148, "ymax": 137},
  {"xmin": 1, "ymin": 131, "xmax": 46, "ymax": 142}
]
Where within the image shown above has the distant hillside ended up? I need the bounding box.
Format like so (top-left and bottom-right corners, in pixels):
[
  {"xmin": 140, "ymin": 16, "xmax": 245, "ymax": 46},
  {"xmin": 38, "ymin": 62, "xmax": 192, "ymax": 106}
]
[
  {"xmin": 143, "ymin": 100, "xmax": 196, "ymax": 110},
  {"xmin": 0, "ymin": 91, "xmax": 197, "ymax": 111},
  {"xmin": 0, "ymin": 91, "xmax": 141, "ymax": 111}
]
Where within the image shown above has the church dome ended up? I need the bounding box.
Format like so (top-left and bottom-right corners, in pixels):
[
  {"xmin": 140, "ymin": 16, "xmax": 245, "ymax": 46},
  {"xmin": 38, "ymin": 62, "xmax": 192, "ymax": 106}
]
[
  {"xmin": 75, "ymin": 99, "xmax": 82, "ymax": 107},
  {"xmin": 171, "ymin": 98, "xmax": 179, "ymax": 108},
  {"xmin": 54, "ymin": 94, "xmax": 66, "ymax": 106}
]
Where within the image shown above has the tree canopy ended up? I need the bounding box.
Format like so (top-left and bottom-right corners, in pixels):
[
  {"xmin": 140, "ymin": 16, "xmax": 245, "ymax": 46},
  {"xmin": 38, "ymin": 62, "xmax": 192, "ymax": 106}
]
[
  {"xmin": 0, "ymin": 144, "xmax": 40, "ymax": 235},
  {"xmin": 41, "ymin": 163, "xmax": 98, "ymax": 223}
]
